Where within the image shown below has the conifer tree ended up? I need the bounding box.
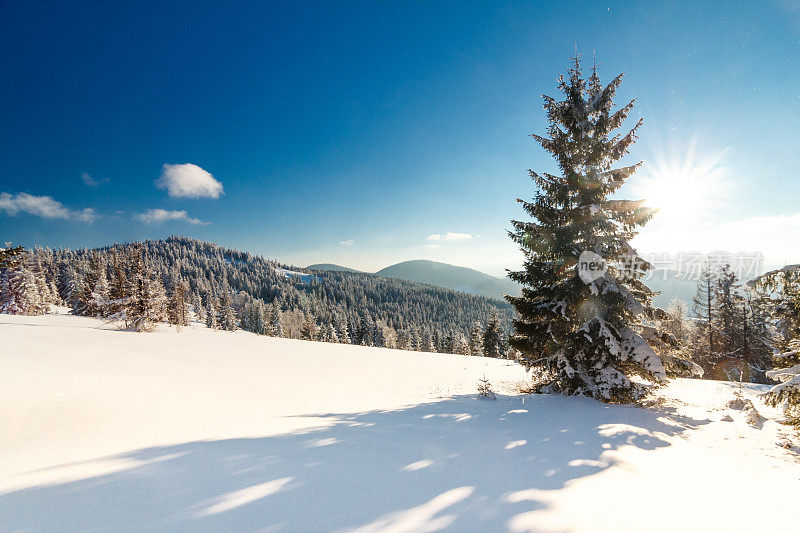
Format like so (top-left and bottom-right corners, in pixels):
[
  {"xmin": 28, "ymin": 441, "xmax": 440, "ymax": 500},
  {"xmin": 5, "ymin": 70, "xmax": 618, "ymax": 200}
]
[
  {"xmin": 0, "ymin": 248, "xmax": 45, "ymax": 315},
  {"xmin": 89, "ymin": 262, "xmax": 110, "ymax": 318},
  {"xmin": 269, "ymin": 304, "xmax": 284, "ymax": 337},
  {"xmin": 127, "ymin": 245, "xmax": 166, "ymax": 331},
  {"xmin": 206, "ymin": 297, "xmax": 219, "ymax": 329},
  {"xmin": 506, "ymin": 54, "xmax": 665, "ymax": 401},
  {"xmin": 336, "ymin": 316, "xmax": 350, "ymax": 344},
  {"xmin": 106, "ymin": 253, "xmax": 131, "ymax": 326},
  {"xmin": 58, "ymin": 264, "xmax": 79, "ymax": 308},
  {"xmin": 442, "ymin": 332, "xmax": 456, "ymax": 354},
  {"xmin": 469, "ymin": 323, "xmax": 484, "ymax": 356},
  {"xmin": 372, "ymin": 322, "xmax": 385, "ymax": 347},
  {"xmin": 483, "ymin": 313, "xmax": 505, "ymax": 358},
  {"xmin": 301, "ymin": 313, "xmax": 316, "ymax": 340},
  {"xmin": 713, "ymin": 264, "xmax": 739, "ymax": 355},
  {"xmin": 167, "ymin": 275, "xmax": 190, "ymax": 327},
  {"xmin": 410, "ymin": 329, "xmax": 421, "ymax": 352},
  {"xmin": 692, "ymin": 264, "xmax": 716, "ymax": 359},
  {"xmin": 218, "ymin": 290, "xmax": 238, "ymax": 331},
  {"xmin": 71, "ymin": 271, "xmax": 93, "ymax": 316},
  {"xmin": 323, "ymin": 322, "xmax": 339, "ymax": 343}
]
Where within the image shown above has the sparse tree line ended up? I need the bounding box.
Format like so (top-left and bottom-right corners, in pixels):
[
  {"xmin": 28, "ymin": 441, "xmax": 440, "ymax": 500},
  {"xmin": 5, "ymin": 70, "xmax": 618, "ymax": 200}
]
[{"xmin": 0, "ymin": 237, "xmax": 514, "ymax": 358}]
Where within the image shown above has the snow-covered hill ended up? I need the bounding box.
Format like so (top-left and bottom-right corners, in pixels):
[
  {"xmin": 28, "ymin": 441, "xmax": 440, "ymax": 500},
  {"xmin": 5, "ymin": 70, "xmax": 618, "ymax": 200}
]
[{"xmin": 1, "ymin": 312, "xmax": 799, "ymax": 532}]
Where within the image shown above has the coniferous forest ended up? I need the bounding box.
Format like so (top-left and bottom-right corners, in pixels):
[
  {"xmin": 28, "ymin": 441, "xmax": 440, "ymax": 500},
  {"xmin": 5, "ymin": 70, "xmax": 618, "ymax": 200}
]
[{"xmin": 1, "ymin": 236, "xmax": 514, "ymax": 357}]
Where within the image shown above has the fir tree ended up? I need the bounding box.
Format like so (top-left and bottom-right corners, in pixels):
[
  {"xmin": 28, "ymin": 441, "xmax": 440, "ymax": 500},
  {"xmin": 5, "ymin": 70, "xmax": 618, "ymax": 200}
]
[
  {"xmin": 269, "ymin": 304, "xmax": 284, "ymax": 337},
  {"xmin": 469, "ymin": 323, "xmax": 484, "ymax": 356},
  {"xmin": 483, "ymin": 313, "xmax": 505, "ymax": 358},
  {"xmin": 106, "ymin": 253, "xmax": 131, "ymax": 326},
  {"xmin": 71, "ymin": 271, "xmax": 93, "ymax": 316},
  {"xmin": 442, "ymin": 332, "xmax": 456, "ymax": 354},
  {"xmin": 57, "ymin": 263, "xmax": 79, "ymax": 308},
  {"xmin": 713, "ymin": 264, "xmax": 739, "ymax": 355},
  {"xmin": 410, "ymin": 329, "xmax": 421, "ymax": 352},
  {"xmin": 0, "ymin": 250, "xmax": 45, "ymax": 315},
  {"xmin": 336, "ymin": 316, "xmax": 351, "ymax": 344},
  {"xmin": 692, "ymin": 264, "xmax": 716, "ymax": 360},
  {"xmin": 506, "ymin": 54, "xmax": 665, "ymax": 402},
  {"xmin": 218, "ymin": 290, "xmax": 238, "ymax": 331},
  {"xmin": 167, "ymin": 274, "xmax": 190, "ymax": 327},
  {"xmin": 206, "ymin": 297, "xmax": 219, "ymax": 329},
  {"xmin": 301, "ymin": 314, "xmax": 317, "ymax": 340},
  {"xmin": 127, "ymin": 246, "xmax": 166, "ymax": 331},
  {"xmin": 89, "ymin": 262, "xmax": 110, "ymax": 318}
]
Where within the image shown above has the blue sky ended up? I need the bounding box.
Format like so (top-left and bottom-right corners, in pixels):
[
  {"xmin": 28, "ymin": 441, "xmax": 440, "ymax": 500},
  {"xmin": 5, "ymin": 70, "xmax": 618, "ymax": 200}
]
[{"xmin": 1, "ymin": 1, "xmax": 799, "ymax": 275}]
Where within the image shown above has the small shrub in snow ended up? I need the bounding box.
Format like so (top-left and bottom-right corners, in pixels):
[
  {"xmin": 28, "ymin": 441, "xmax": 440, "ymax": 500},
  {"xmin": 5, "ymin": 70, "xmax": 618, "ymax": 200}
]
[{"xmin": 477, "ymin": 376, "xmax": 496, "ymax": 400}]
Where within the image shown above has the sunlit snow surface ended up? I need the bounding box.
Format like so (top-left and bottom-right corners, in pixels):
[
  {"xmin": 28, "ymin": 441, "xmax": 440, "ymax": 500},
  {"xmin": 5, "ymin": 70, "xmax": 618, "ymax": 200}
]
[{"xmin": 1, "ymin": 311, "xmax": 798, "ymax": 532}]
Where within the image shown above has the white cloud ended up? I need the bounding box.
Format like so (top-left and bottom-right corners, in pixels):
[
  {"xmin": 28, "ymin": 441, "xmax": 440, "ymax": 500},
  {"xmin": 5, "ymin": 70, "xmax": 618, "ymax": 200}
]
[
  {"xmin": 425, "ymin": 243, "xmax": 440, "ymax": 249},
  {"xmin": 426, "ymin": 232, "xmax": 474, "ymax": 242},
  {"xmin": 75, "ymin": 208, "xmax": 98, "ymax": 223},
  {"xmin": 339, "ymin": 239, "xmax": 355, "ymax": 246},
  {"xmin": 0, "ymin": 192, "xmax": 97, "ymax": 223},
  {"xmin": 134, "ymin": 209, "xmax": 209, "ymax": 225},
  {"xmin": 155, "ymin": 163, "xmax": 223, "ymax": 199},
  {"xmin": 81, "ymin": 172, "xmax": 109, "ymax": 187}
]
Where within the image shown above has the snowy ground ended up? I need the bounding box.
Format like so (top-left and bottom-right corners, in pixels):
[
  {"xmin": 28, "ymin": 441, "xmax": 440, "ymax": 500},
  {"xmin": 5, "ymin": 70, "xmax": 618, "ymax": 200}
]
[{"xmin": 1, "ymin": 312, "xmax": 799, "ymax": 532}]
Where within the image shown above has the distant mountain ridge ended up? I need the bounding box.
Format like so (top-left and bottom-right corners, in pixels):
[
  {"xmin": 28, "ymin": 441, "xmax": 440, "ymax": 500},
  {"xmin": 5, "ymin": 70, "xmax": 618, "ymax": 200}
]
[
  {"xmin": 308, "ymin": 260, "xmax": 520, "ymax": 301},
  {"xmin": 306, "ymin": 263, "xmax": 362, "ymax": 273},
  {"xmin": 307, "ymin": 261, "xmax": 698, "ymax": 308}
]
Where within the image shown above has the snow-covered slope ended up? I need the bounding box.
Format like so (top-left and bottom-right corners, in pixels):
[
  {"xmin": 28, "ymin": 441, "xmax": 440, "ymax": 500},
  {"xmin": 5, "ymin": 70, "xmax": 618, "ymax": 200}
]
[{"xmin": 1, "ymin": 312, "xmax": 799, "ymax": 532}]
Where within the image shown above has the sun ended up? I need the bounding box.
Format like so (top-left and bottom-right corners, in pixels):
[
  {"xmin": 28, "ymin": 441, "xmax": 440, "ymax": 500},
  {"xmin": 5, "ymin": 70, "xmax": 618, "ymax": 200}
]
[{"xmin": 633, "ymin": 140, "xmax": 728, "ymax": 224}]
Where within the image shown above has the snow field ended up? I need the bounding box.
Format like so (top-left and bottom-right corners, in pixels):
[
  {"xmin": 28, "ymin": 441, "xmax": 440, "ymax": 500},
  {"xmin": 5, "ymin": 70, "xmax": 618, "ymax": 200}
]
[{"xmin": 1, "ymin": 312, "xmax": 799, "ymax": 532}]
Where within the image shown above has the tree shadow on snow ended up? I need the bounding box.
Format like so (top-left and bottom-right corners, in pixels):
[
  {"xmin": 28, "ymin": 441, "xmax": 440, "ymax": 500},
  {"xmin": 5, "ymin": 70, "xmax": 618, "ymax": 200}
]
[{"xmin": 0, "ymin": 394, "xmax": 709, "ymax": 532}]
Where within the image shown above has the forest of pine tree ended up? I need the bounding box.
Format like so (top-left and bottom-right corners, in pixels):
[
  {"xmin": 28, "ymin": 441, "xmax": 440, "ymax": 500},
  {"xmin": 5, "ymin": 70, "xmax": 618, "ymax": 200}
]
[{"xmin": 0, "ymin": 237, "xmax": 514, "ymax": 357}]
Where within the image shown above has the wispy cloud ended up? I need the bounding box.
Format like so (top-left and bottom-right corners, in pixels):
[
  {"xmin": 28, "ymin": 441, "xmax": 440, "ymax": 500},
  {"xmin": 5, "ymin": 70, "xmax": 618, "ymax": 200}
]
[
  {"xmin": 339, "ymin": 239, "xmax": 355, "ymax": 246},
  {"xmin": 134, "ymin": 208, "xmax": 209, "ymax": 225},
  {"xmin": 0, "ymin": 192, "xmax": 97, "ymax": 223},
  {"xmin": 426, "ymin": 232, "xmax": 474, "ymax": 242},
  {"xmin": 81, "ymin": 172, "xmax": 109, "ymax": 187},
  {"xmin": 155, "ymin": 163, "xmax": 223, "ymax": 199},
  {"xmin": 425, "ymin": 243, "xmax": 440, "ymax": 249}
]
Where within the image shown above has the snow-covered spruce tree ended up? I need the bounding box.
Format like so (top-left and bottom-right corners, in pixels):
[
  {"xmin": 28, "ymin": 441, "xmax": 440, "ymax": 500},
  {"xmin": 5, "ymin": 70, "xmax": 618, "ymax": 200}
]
[
  {"xmin": 127, "ymin": 246, "xmax": 166, "ymax": 332},
  {"xmin": 691, "ymin": 264, "xmax": 717, "ymax": 361},
  {"xmin": 218, "ymin": 290, "xmax": 238, "ymax": 331},
  {"xmin": 506, "ymin": 55, "xmax": 665, "ymax": 402},
  {"xmin": 88, "ymin": 261, "xmax": 110, "ymax": 318},
  {"xmin": 0, "ymin": 249, "xmax": 45, "ymax": 315},
  {"xmin": 483, "ymin": 313, "xmax": 505, "ymax": 358},
  {"xmin": 205, "ymin": 297, "xmax": 219, "ymax": 329},
  {"xmin": 269, "ymin": 304, "xmax": 284, "ymax": 337},
  {"xmin": 167, "ymin": 274, "xmax": 190, "ymax": 327},
  {"xmin": 469, "ymin": 323, "xmax": 484, "ymax": 356}
]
